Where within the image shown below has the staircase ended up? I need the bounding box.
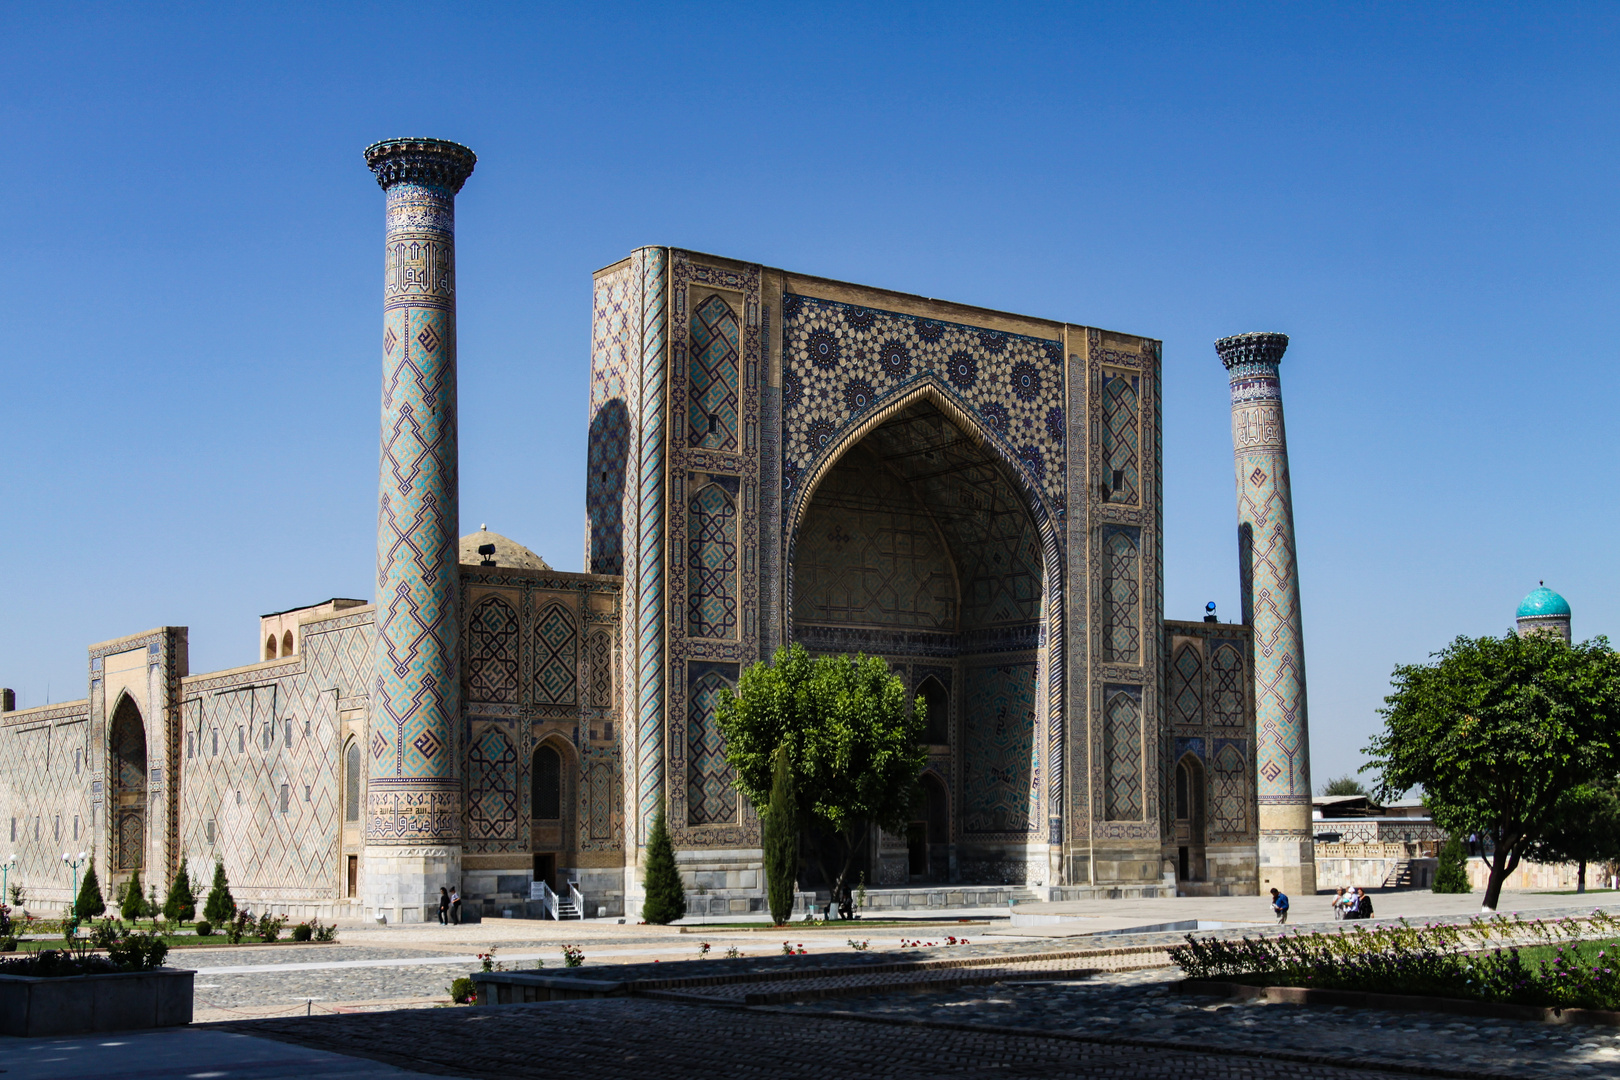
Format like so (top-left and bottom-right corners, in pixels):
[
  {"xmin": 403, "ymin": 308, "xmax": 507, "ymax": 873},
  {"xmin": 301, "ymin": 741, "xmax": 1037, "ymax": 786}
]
[
  {"xmin": 1381, "ymin": 860, "xmax": 1414, "ymax": 888},
  {"xmin": 555, "ymin": 896, "xmax": 581, "ymax": 919}
]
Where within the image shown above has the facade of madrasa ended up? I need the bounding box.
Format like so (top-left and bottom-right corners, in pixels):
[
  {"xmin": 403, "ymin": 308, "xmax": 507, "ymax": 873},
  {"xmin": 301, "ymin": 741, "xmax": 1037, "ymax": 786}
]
[{"xmin": 0, "ymin": 140, "xmax": 1317, "ymax": 922}]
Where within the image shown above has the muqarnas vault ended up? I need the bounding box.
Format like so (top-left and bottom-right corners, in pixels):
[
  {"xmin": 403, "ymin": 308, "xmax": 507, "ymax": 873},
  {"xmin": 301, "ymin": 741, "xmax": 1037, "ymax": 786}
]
[{"xmin": 0, "ymin": 139, "xmax": 1312, "ymax": 923}]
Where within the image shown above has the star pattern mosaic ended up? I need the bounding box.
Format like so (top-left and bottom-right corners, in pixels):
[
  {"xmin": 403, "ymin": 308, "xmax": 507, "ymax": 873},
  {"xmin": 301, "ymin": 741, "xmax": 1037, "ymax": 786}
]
[{"xmin": 780, "ymin": 295, "xmax": 1067, "ymax": 510}]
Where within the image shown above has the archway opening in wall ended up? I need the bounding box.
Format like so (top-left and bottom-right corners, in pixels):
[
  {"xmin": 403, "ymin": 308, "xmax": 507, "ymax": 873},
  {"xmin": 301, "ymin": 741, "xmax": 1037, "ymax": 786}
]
[
  {"xmin": 531, "ymin": 740, "xmax": 573, "ymax": 892},
  {"xmin": 109, "ymin": 695, "xmax": 147, "ymax": 876},
  {"xmin": 1174, "ymin": 753, "xmax": 1207, "ymax": 883},
  {"xmin": 790, "ymin": 396, "xmax": 1046, "ymax": 887}
]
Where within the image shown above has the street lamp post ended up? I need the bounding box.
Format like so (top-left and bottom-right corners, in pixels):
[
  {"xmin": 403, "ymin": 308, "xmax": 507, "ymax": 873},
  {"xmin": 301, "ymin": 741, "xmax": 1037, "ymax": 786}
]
[
  {"xmin": 0, "ymin": 855, "xmax": 14, "ymax": 933},
  {"xmin": 62, "ymin": 852, "xmax": 86, "ymax": 932}
]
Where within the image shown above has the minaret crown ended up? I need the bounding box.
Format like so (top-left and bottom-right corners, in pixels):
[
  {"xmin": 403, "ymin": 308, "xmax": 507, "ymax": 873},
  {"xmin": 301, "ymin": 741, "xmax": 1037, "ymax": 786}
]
[
  {"xmin": 1215, "ymin": 332, "xmax": 1289, "ymax": 370},
  {"xmin": 364, "ymin": 138, "xmax": 477, "ymax": 194}
]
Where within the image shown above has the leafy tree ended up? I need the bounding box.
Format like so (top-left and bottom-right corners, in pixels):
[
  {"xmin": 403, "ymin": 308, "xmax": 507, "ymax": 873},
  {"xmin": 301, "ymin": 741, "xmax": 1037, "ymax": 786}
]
[
  {"xmin": 163, "ymin": 857, "xmax": 196, "ymax": 922},
  {"xmin": 1432, "ymin": 835, "xmax": 1471, "ymax": 894},
  {"xmin": 1523, "ymin": 780, "xmax": 1620, "ymax": 893},
  {"xmin": 203, "ymin": 859, "xmax": 236, "ymax": 926},
  {"xmin": 119, "ymin": 869, "xmax": 146, "ymax": 921},
  {"xmin": 762, "ymin": 742, "xmax": 798, "ymax": 925},
  {"xmin": 640, "ymin": 809, "xmax": 686, "ymax": 925},
  {"xmin": 1320, "ymin": 775, "xmax": 1369, "ymax": 797},
  {"xmin": 716, "ymin": 644, "xmax": 926, "ymax": 917},
  {"xmin": 1365, "ymin": 632, "xmax": 1620, "ymax": 911},
  {"xmin": 74, "ymin": 862, "xmax": 106, "ymax": 920}
]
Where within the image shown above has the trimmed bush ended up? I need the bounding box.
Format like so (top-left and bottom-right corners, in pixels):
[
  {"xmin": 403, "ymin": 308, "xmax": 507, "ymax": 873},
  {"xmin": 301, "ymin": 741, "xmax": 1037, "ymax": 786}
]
[
  {"xmin": 75, "ymin": 862, "xmax": 106, "ymax": 921},
  {"xmin": 119, "ymin": 870, "xmax": 147, "ymax": 921},
  {"xmin": 762, "ymin": 742, "xmax": 798, "ymax": 925},
  {"xmin": 163, "ymin": 857, "xmax": 196, "ymax": 923},
  {"xmin": 1433, "ymin": 835, "xmax": 1472, "ymax": 894},
  {"xmin": 640, "ymin": 809, "xmax": 686, "ymax": 925},
  {"xmin": 292, "ymin": 922, "xmax": 313, "ymax": 942},
  {"xmin": 194, "ymin": 919, "xmax": 212, "ymax": 937},
  {"xmin": 447, "ymin": 975, "xmax": 476, "ymax": 1004},
  {"xmin": 203, "ymin": 859, "xmax": 236, "ymax": 926}
]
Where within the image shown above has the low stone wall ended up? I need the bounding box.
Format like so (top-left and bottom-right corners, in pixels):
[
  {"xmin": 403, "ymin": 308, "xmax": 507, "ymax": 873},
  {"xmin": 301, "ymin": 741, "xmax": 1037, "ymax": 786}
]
[
  {"xmin": 1465, "ymin": 856, "xmax": 1611, "ymax": 892},
  {"xmin": 0, "ymin": 967, "xmax": 193, "ymax": 1036}
]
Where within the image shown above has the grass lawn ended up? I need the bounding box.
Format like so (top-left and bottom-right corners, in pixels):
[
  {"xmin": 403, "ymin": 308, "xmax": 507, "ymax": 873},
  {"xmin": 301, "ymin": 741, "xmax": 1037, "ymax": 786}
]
[{"xmin": 1501, "ymin": 936, "xmax": 1620, "ymax": 967}]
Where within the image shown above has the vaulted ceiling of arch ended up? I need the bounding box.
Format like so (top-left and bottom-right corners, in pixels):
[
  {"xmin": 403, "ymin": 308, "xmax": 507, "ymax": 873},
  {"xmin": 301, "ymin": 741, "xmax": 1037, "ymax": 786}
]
[{"xmin": 839, "ymin": 400, "xmax": 1042, "ymax": 627}]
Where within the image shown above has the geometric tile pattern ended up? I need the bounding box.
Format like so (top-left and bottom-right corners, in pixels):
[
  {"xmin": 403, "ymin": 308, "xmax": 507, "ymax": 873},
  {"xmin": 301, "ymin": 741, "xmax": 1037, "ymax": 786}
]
[
  {"xmin": 780, "ymin": 295, "xmax": 1066, "ymax": 509},
  {"xmin": 1103, "ymin": 686, "xmax": 1143, "ymax": 821},
  {"xmin": 962, "ymin": 663, "xmax": 1037, "ymax": 835},
  {"xmin": 587, "ymin": 630, "xmax": 614, "ymax": 709},
  {"xmin": 1219, "ymin": 333, "xmax": 1309, "ymax": 804},
  {"xmin": 685, "ymin": 668, "xmax": 737, "ymax": 826},
  {"xmin": 534, "ymin": 603, "xmax": 579, "ymax": 707},
  {"xmin": 1099, "ymin": 372, "xmax": 1140, "ymax": 504},
  {"xmin": 1100, "ymin": 526, "xmax": 1141, "ymax": 663},
  {"xmin": 687, "ymin": 483, "xmax": 738, "ymax": 640},
  {"xmin": 588, "ymin": 262, "xmax": 637, "ymax": 575},
  {"xmin": 368, "ymin": 167, "xmax": 469, "ymax": 841},
  {"xmin": 634, "ymin": 248, "xmax": 669, "ymax": 841},
  {"xmin": 1170, "ymin": 644, "xmax": 1202, "ymax": 726},
  {"xmin": 1211, "ymin": 643, "xmax": 1245, "ymax": 727},
  {"xmin": 688, "ymin": 294, "xmax": 739, "ymax": 452},
  {"xmin": 466, "ymin": 726, "xmax": 518, "ymax": 840},
  {"xmin": 1212, "ymin": 742, "xmax": 1249, "ymax": 838},
  {"xmin": 465, "ymin": 596, "xmax": 520, "ymax": 704}
]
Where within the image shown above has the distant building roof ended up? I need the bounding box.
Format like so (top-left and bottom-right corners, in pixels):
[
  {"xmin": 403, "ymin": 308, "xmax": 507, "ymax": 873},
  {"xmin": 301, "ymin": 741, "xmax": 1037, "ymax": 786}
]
[{"xmin": 459, "ymin": 526, "xmax": 551, "ymax": 571}]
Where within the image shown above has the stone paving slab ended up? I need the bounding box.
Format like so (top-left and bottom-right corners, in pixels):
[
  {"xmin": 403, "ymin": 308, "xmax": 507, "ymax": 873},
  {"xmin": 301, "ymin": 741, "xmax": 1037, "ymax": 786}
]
[
  {"xmin": 229, "ymin": 996, "xmax": 1433, "ymax": 1079},
  {"xmin": 777, "ymin": 965, "xmax": 1620, "ymax": 1078}
]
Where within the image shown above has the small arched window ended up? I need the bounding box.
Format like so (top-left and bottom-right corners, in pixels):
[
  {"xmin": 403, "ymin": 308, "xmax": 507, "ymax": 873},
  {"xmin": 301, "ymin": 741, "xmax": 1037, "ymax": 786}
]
[
  {"xmin": 344, "ymin": 742, "xmax": 362, "ymax": 822},
  {"xmin": 282, "ymin": 631, "xmax": 294, "ymax": 657},
  {"xmin": 265, "ymin": 635, "xmax": 278, "ymax": 660},
  {"xmin": 533, "ymin": 745, "xmax": 562, "ymax": 821}
]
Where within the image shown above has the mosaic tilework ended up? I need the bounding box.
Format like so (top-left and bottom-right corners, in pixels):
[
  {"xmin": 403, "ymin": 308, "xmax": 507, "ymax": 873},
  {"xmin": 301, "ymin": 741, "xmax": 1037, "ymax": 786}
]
[
  {"xmin": 466, "ymin": 725, "xmax": 518, "ymax": 840},
  {"xmin": 1212, "ymin": 742, "xmax": 1249, "ymax": 837},
  {"xmin": 1218, "ymin": 333, "xmax": 1309, "ymax": 805},
  {"xmin": 1102, "ymin": 685, "xmax": 1142, "ymax": 821},
  {"xmin": 110, "ymin": 696, "xmax": 146, "ymax": 869},
  {"xmin": 1101, "ymin": 526, "xmax": 1141, "ymax": 663},
  {"xmin": 587, "ymin": 630, "xmax": 614, "ymax": 709},
  {"xmin": 465, "ymin": 595, "xmax": 520, "ymax": 705},
  {"xmin": 534, "ymin": 603, "xmax": 578, "ymax": 706},
  {"xmin": 367, "ymin": 147, "xmax": 474, "ymax": 842},
  {"xmin": 0, "ymin": 701, "xmax": 94, "ymax": 907},
  {"xmin": 1169, "ymin": 643, "xmax": 1202, "ymax": 726},
  {"xmin": 780, "ymin": 296, "xmax": 1066, "ymax": 511},
  {"xmin": 589, "ymin": 262, "xmax": 638, "ymax": 575},
  {"xmin": 1161, "ymin": 624, "xmax": 1257, "ymax": 848},
  {"xmin": 1099, "ymin": 372, "xmax": 1141, "ymax": 505},
  {"xmin": 689, "ymin": 294, "xmax": 741, "ymax": 452},
  {"xmin": 635, "ymin": 248, "xmax": 669, "ymax": 841},
  {"xmin": 687, "ymin": 483, "xmax": 739, "ymax": 639},
  {"xmin": 962, "ymin": 663, "xmax": 1037, "ymax": 835},
  {"xmin": 1211, "ymin": 643, "xmax": 1244, "ymax": 726},
  {"xmin": 685, "ymin": 665, "xmax": 738, "ymax": 826}
]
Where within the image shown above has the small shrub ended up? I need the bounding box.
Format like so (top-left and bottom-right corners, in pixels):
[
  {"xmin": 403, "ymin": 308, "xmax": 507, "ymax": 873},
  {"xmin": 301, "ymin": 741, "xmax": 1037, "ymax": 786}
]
[
  {"xmin": 225, "ymin": 910, "xmax": 254, "ymax": 945},
  {"xmin": 478, "ymin": 949, "xmax": 497, "ymax": 972},
  {"xmin": 256, "ymin": 913, "xmax": 286, "ymax": 943},
  {"xmin": 163, "ymin": 857, "xmax": 197, "ymax": 923},
  {"xmin": 561, "ymin": 943, "xmax": 584, "ymax": 968},
  {"xmin": 203, "ymin": 860, "xmax": 236, "ymax": 926},
  {"xmin": 1433, "ymin": 835, "xmax": 1472, "ymax": 894},
  {"xmin": 725, "ymin": 945, "xmax": 742, "ymax": 959},
  {"xmin": 848, "ymin": 939, "xmax": 870, "ymax": 951},
  {"xmin": 446, "ymin": 975, "xmax": 477, "ymax": 1004},
  {"xmin": 696, "ymin": 941, "xmax": 711, "ymax": 957},
  {"xmin": 194, "ymin": 919, "xmax": 212, "ymax": 937},
  {"xmin": 75, "ymin": 863, "xmax": 106, "ymax": 921},
  {"xmin": 119, "ymin": 870, "xmax": 147, "ymax": 921},
  {"xmin": 640, "ymin": 809, "xmax": 686, "ymax": 925},
  {"xmin": 291, "ymin": 922, "xmax": 313, "ymax": 942},
  {"xmin": 309, "ymin": 918, "xmax": 337, "ymax": 943}
]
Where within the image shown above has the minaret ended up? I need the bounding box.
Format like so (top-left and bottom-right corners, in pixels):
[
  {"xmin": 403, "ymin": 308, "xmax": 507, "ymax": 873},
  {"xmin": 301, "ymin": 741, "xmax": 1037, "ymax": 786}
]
[
  {"xmin": 363, "ymin": 138, "xmax": 476, "ymax": 921},
  {"xmin": 1216, "ymin": 331, "xmax": 1315, "ymax": 897}
]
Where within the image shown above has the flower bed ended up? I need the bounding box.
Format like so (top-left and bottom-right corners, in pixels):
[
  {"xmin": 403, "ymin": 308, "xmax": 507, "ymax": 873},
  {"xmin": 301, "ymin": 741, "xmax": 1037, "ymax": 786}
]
[
  {"xmin": 0, "ymin": 923, "xmax": 191, "ymax": 1036},
  {"xmin": 1169, "ymin": 910, "xmax": 1620, "ymax": 1011}
]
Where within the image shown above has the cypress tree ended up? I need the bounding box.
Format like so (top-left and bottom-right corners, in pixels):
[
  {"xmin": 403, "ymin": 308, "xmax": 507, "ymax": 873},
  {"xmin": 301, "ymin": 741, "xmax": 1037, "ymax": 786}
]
[
  {"xmin": 74, "ymin": 862, "xmax": 106, "ymax": 920},
  {"xmin": 1432, "ymin": 835, "xmax": 1472, "ymax": 894},
  {"xmin": 119, "ymin": 868, "xmax": 147, "ymax": 920},
  {"xmin": 163, "ymin": 857, "xmax": 196, "ymax": 922},
  {"xmin": 639, "ymin": 809, "xmax": 686, "ymax": 925},
  {"xmin": 203, "ymin": 859, "xmax": 236, "ymax": 925},
  {"xmin": 763, "ymin": 742, "xmax": 798, "ymax": 925}
]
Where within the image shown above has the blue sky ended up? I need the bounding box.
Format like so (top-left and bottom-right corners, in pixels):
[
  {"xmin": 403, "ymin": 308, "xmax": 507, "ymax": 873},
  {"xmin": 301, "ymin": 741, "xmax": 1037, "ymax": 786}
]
[{"xmin": 3, "ymin": 3, "xmax": 1616, "ymax": 786}]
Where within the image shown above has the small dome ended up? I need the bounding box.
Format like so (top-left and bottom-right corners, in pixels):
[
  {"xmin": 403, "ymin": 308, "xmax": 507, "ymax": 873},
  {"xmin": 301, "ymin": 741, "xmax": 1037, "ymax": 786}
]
[
  {"xmin": 459, "ymin": 527, "xmax": 550, "ymax": 571},
  {"xmin": 1517, "ymin": 585, "xmax": 1570, "ymax": 620}
]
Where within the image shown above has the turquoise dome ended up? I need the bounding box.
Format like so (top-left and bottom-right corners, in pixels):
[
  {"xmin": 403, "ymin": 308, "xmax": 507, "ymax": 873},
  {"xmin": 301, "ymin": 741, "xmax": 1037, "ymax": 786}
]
[{"xmin": 1517, "ymin": 585, "xmax": 1571, "ymax": 620}]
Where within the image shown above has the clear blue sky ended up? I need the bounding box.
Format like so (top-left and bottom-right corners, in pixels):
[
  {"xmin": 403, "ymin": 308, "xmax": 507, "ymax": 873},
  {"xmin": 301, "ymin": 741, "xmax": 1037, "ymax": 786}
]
[{"xmin": 3, "ymin": 3, "xmax": 1616, "ymax": 787}]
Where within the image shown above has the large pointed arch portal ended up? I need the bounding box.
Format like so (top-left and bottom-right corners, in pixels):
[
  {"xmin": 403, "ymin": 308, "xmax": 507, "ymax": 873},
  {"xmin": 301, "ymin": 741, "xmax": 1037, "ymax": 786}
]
[{"xmin": 786, "ymin": 386, "xmax": 1061, "ymax": 884}]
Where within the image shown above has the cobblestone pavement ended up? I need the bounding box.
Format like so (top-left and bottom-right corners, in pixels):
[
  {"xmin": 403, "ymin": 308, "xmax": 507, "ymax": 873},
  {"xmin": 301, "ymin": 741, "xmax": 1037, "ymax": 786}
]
[
  {"xmin": 230, "ymin": 996, "xmax": 1437, "ymax": 1079},
  {"xmin": 777, "ymin": 967, "xmax": 1620, "ymax": 1078}
]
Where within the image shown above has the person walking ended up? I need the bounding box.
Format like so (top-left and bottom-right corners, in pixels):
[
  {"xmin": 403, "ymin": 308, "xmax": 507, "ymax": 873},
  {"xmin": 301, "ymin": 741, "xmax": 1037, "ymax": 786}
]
[
  {"xmin": 449, "ymin": 886, "xmax": 462, "ymax": 925},
  {"xmin": 437, "ymin": 886, "xmax": 450, "ymax": 926},
  {"xmin": 1270, "ymin": 887, "xmax": 1290, "ymax": 924}
]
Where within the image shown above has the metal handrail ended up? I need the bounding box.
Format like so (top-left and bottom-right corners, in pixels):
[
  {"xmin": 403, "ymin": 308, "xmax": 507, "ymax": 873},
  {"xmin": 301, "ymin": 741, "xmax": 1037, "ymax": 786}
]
[
  {"xmin": 530, "ymin": 879, "xmax": 558, "ymax": 920},
  {"xmin": 569, "ymin": 881, "xmax": 584, "ymax": 920}
]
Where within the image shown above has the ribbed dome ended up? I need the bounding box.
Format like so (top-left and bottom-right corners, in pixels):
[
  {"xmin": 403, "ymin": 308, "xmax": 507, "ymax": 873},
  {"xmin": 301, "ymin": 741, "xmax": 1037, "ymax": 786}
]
[
  {"xmin": 1517, "ymin": 585, "xmax": 1570, "ymax": 620},
  {"xmin": 459, "ymin": 527, "xmax": 550, "ymax": 571}
]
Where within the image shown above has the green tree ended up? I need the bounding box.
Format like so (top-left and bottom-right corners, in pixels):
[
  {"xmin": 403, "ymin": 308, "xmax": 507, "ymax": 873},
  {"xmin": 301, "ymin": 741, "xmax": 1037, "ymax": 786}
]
[
  {"xmin": 74, "ymin": 862, "xmax": 106, "ymax": 920},
  {"xmin": 640, "ymin": 809, "xmax": 686, "ymax": 925},
  {"xmin": 119, "ymin": 869, "xmax": 147, "ymax": 921},
  {"xmin": 716, "ymin": 644, "xmax": 927, "ymax": 916},
  {"xmin": 762, "ymin": 742, "xmax": 799, "ymax": 925},
  {"xmin": 202, "ymin": 859, "xmax": 236, "ymax": 926},
  {"xmin": 1432, "ymin": 835, "xmax": 1471, "ymax": 894},
  {"xmin": 1523, "ymin": 779, "xmax": 1620, "ymax": 893},
  {"xmin": 1365, "ymin": 632, "xmax": 1620, "ymax": 911},
  {"xmin": 163, "ymin": 857, "xmax": 196, "ymax": 922},
  {"xmin": 1320, "ymin": 775, "xmax": 1368, "ymax": 797}
]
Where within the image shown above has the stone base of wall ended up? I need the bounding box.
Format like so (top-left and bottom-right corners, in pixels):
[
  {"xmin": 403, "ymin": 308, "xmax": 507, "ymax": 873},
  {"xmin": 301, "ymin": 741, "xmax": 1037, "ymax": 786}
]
[
  {"xmin": 1316, "ymin": 856, "xmax": 1436, "ymax": 892},
  {"xmin": 0, "ymin": 967, "xmax": 193, "ymax": 1036},
  {"xmin": 1466, "ymin": 856, "xmax": 1612, "ymax": 892},
  {"xmin": 1049, "ymin": 883, "xmax": 1177, "ymax": 901}
]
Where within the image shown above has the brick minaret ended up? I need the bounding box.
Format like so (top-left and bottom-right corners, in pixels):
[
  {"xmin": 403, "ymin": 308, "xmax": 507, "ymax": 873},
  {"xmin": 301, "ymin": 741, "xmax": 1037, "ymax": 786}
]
[
  {"xmin": 1216, "ymin": 331, "xmax": 1315, "ymax": 897},
  {"xmin": 364, "ymin": 138, "xmax": 476, "ymax": 921}
]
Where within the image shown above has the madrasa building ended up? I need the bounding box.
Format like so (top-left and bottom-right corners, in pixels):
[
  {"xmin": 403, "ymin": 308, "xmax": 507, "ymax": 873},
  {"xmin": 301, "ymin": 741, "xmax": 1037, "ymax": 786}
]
[{"xmin": 0, "ymin": 139, "xmax": 1315, "ymax": 922}]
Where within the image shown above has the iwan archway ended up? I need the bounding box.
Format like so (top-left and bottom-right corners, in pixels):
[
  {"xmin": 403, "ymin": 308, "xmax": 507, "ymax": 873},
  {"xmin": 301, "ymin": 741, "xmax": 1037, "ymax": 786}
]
[{"xmin": 787, "ymin": 390, "xmax": 1058, "ymax": 885}]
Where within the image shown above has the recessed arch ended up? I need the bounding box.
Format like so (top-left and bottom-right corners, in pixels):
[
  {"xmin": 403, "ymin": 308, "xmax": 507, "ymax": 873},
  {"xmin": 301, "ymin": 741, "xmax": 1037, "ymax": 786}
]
[
  {"xmin": 343, "ymin": 737, "xmax": 363, "ymax": 823},
  {"xmin": 917, "ymin": 675, "xmax": 950, "ymax": 746},
  {"xmin": 109, "ymin": 693, "xmax": 146, "ymax": 872},
  {"xmin": 265, "ymin": 635, "xmax": 278, "ymax": 660},
  {"xmin": 281, "ymin": 630, "xmax": 294, "ymax": 657}
]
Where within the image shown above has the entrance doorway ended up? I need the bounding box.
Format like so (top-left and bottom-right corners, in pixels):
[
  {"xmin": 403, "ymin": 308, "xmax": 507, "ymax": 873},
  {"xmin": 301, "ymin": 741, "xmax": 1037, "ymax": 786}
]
[
  {"xmin": 533, "ymin": 853, "xmax": 556, "ymax": 890},
  {"xmin": 346, "ymin": 855, "xmax": 358, "ymax": 897}
]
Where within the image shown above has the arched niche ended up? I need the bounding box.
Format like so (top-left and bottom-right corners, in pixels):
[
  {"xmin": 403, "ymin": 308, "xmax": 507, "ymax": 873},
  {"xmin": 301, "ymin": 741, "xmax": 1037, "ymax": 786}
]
[{"xmin": 109, "ymin": 694, "xmax": 147, "ymax": 873}]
